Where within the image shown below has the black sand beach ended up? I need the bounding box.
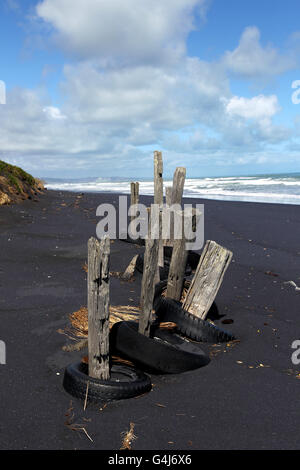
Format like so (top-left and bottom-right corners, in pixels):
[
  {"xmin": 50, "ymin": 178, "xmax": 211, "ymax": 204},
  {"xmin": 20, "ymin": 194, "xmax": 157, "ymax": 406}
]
[{"xmin": 0, "ymin": 189, "xmax": 299, "ymax": 450}]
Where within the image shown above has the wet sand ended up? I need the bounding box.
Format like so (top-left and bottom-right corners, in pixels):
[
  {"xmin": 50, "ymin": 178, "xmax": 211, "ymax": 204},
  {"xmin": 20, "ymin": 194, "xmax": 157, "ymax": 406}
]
[{"xmin": 0, "ymin": 189, "xmax": 299, "ymax": 450}]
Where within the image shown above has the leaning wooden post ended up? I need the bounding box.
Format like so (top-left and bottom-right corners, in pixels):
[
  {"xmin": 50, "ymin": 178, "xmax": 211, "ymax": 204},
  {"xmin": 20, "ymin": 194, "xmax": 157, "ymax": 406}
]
[
  {"xmin": 88, "ymin": 236, "xmax": 110, "ymax": 380},
  {"xmin": 183, "ymin": 240, "xmax": 233, "ymax": 320},
  {"xmin": 139, "ymin": 213, "xmax": 159, "ymax": 337},
  {"xmin": 154, "ymin": 151, "xmax": 164, "ymax": 270},
  {"xmin": 130, "ymin": 182, "xmax": 139, "ymax": 223}
]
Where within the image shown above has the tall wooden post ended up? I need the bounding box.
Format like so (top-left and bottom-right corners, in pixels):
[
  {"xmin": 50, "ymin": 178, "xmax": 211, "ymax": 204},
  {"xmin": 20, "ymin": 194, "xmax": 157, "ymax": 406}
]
[
  {"xmin": 139, "ymin": 212, "xmax": 159, "ymax": 337},
  {"xmin": 130, "ymin": 182, "xmax": 139, "ymax": 223},
  {"xmin": 171, "ymin": 167, "xmax": 186, "ymax": 205},
  {"xmin": 166, "ymin": 210, "xmax": 189, "ymax": 301},
  {"xmin": 165, "ymin": 186, "xmax": 172, "ymax": 206},
  {"xmin": 154, "ymin": 151, "xmax": 164, "ymax": 271},
  {"xmin": 88, "ymin": 236, "xmax": 110, "ymax": 380}
]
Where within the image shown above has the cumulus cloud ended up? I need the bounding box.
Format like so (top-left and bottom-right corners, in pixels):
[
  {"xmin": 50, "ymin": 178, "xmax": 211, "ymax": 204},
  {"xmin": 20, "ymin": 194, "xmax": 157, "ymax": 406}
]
[
  {"xmin": 0, "ymin": 1, "xmax": 297, "ymax": 175},
  {"xmin": 223, "ymin": 26, "xmax": 295, "ymax": 79},
  {"xmin": 43, "ymin": 106, "xmax": 66, "ymax": 120},
  {"xmin": 36, "ymin": 0, "xmax": 207, "ymax": 64},
  {"xmin": 225, "ymin": 94, "xmax": 280, "ymax": 120}
]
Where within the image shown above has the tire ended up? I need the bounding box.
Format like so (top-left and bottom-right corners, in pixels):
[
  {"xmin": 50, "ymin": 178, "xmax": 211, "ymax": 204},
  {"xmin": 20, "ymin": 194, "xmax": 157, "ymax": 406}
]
[
  {"xmin": 110, "ymin": 321, "xmax": 210, "ymax": 374},
  {"xmin": 155, "ymin": 297, "xmax": 235, "ymax": 343},
  {"xmin": 153, "ymin": 279, "xmax": 218, "ymax": 318},
  {"xmin": 136, "ymin": 254, "xmax": 192, "ymax": 280},
  {"xmin": 63, "ymin": 362, "xmax": 152, "ymax": 402}
]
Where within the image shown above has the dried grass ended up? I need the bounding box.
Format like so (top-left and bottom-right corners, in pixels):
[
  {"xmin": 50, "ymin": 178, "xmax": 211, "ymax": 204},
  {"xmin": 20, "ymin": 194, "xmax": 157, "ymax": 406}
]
[
  {"xmin": 69, "ymin": 305, "xmax": 140, "ymax": 339},
  {"xmin": 120, "ymin": 422, "xmax": 137, "ymax": 450},
  {"xmin": 161, "ymin": 285, "xmax": 189, "ymax": 303}
]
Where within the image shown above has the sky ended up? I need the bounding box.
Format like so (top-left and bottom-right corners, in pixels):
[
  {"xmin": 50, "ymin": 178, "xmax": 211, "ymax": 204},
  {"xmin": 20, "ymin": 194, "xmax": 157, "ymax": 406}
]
[{"xmin": 1, "ymin": 0, "xmax": 300, "ymax": 178}]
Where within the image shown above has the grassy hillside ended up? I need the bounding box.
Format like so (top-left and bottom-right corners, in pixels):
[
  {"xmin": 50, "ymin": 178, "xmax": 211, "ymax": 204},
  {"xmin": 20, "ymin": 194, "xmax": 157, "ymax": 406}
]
[{"xmin": 0, "ymin": 160, "xmax": 44, "ymax": 205}]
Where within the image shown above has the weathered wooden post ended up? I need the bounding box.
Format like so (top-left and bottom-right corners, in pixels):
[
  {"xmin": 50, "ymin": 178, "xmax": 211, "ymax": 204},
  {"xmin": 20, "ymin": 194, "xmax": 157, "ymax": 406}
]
[
  {"xmin": 88, "ymin": 236, "xmax": 110, "ymax": 380},
  {"xmin": 165, "ymin": 186, "xmax": 172, "ymax": 206},
  {"xmin": 183, "ymin": 240, "xmax": 233, "ymax": 319},
  {"xmin": 130, "ymin": 182, "xmax": 139, "ymax": 223},
  {"xmin": 164, "ymin": 167, "xmax": 186, "ymax": 247},
  {"xmin": 154, "ymin": 151, "xmax": 164, "ymax": 272},
  {"xmin": 171, "ymin": 167, "xmax": 186, "ymax": 206},
  {"xmin": 139, "ymin": 213, "xmax": 159, "ymax": 337},
  {"xmin": 166, "ymin": 209, "xmax": 189, "ymax": 301}
]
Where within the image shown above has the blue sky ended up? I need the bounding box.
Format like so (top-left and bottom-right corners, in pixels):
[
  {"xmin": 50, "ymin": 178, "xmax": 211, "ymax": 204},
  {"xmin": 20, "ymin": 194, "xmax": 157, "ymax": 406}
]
[{"xmin": 1, "ymin": 0, "xmax": 300, "ymax": 178}]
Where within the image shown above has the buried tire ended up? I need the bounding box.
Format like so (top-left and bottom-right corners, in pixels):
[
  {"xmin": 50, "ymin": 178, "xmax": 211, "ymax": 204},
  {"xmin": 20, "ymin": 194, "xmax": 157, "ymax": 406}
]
[
  {"xmin": 110, "ymin": 321, "xmax": 210, "ymax": 374},
  {"xmin": 63, "ymin": 362, "xmax": 152, "ymax": 403},
  {"xmin": 153, "ymin": 279, "xmax": 218, "ymax": 317},
  {"xmin": 155, "ymin": 297, "xmax": 235, "ymax": 343}
]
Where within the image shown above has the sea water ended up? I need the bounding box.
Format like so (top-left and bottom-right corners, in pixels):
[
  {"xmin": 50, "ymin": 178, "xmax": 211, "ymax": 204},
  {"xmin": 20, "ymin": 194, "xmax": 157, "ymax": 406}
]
[{"xmin": 44, "ymin": 173, "xmax": 300, "ymax": 205}]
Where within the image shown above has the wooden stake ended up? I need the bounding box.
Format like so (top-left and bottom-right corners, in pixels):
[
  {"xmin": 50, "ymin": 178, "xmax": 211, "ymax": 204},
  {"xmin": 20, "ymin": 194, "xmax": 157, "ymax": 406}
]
[
  {"xmin": 154, "ymin": 151, "xmax": 164, "ymax": 270},
  {"xmin": 139, "ymin": 213, "xmax": 159, "ymax": 337},
  {"xmin": 88, "ymin": 236, "xmax": 110, "ymax": 380},
  {"xmin": 166, "ymin": 210, "xmax": 188, "ymax": 301},
  {"xmin": 163, "ymin": 167, "xmax": 186, "ymax": 247},
  {"xmin": 154, "ymin": 151, "xmax": 163, "ymax": 206},
  {"xmin": 130, "ymin": 182, "xmax": 139, "ymax": 223},
  {"xmin": 165, "ymin": 186, "xmax": 172, "ymax": 206},
  {"xmin": 183, "ymin": 240, "xmax": 233, "ymax": 319},
  {"xmin": 171, "ymin": 167, "xmax": 186, "ymax": 205}
]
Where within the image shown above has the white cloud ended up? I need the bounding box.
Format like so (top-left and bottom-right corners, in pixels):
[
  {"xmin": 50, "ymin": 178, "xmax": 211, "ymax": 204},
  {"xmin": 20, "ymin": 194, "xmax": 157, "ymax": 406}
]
[
  {"xmin": 225, "ymin": 94, "xmax": 280, "ymax": 120},
  {"xmin": 36, "ymin": 0, "xmax": 207, "ymax": 64},
  {"xmin": 0, "ymin": 2, "xmax": 297, "ymax": 175},
  {"xmin": 43, "ymin": 106, "xmax": 66, "ymax": 120},
  {"xmin": 223, "ymin": 26, "xmax": 295, "ymax": 79}
]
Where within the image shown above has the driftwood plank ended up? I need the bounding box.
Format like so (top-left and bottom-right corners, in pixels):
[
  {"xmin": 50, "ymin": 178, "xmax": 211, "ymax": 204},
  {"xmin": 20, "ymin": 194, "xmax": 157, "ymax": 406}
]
[
  {"xmin": 183, "ymin": 240, "xmax": 233, "ymax": 319},
  {"xmin": 88, "ymin": 236, "xmax": 110, "ymax": 380},
  {"xmin": 139, "ymin": 215, "xmax": 160, "ymax": 337},
  {"xmin": 121, "ymin": 254, "xmax": 138, "ymax": 280}
]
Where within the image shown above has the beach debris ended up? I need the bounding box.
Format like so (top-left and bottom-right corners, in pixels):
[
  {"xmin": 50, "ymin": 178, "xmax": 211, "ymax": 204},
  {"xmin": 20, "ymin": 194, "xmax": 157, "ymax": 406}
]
[
  {"xmin": 121, "ymin": 254, "xmax": 138, "ymax": 281},
  {"xmin": 67, "ymin": 305, "xmax": 139, "ymax": 341},
  {"xmin": 182, "ymin": 240, "xmax": 233, "ymax": 320},
  {"xmin": 120, "ymin": 422, "xmax": 137, "ymax": 450},
  {"xmin": 64, "ymin": 400, "xmax": 93, "ymax": 442},
  {"xmin": 82, "ymin": 262, "xmax": 88, "ymax": 273},
  {"xmin": 284, "ymin": 281, "xmax": 300, "ymax": 291},
  {"xmin": 222, "ymin": 319, "xmax": 234, "ymax": 324},
  {"xmin": 62, "ymin": 339, "xmax": 88, "ymax": 352},
  {"xmin": 83, "ymin": 381, "xmax": 89, "ymax": 411},
  {"xmin": 265, "ymin": 271, "xmax": 279, "ymax": 277}
]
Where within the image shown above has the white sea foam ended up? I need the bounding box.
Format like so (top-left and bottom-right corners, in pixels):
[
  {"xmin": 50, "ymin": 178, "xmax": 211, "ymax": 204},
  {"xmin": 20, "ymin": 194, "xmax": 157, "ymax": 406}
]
[{"xmin": 45, "ymin": 173, "xmax": 300, "ymax": 205}]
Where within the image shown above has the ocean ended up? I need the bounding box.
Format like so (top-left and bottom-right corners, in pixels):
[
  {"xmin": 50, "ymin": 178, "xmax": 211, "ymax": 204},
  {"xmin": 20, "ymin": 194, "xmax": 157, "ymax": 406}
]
[{"xmin": 44, "ymin": 172, "xmax": 300, "ymax": 205}]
